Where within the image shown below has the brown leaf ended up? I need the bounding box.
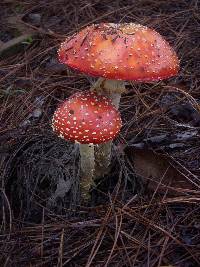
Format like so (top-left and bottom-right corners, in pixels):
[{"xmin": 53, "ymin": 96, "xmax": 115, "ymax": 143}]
[{"xmin": 132, "ymin": 149, "xmax": 195, "ymax": 195}]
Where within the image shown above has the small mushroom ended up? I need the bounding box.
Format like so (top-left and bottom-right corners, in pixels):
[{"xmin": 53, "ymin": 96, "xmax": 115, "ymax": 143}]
[
  {"xmin": 52, "ymin": 91, "xmax": 121, "ymax": 198},
  {"xmin": 58, "ymin": 22, "xmax": 180, "ymax": 185}
]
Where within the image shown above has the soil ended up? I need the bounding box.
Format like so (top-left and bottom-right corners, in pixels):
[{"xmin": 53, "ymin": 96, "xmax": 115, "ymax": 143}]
[{"xmin": 0, "ymin": 0, "xmax": 200, "ymax": 266}]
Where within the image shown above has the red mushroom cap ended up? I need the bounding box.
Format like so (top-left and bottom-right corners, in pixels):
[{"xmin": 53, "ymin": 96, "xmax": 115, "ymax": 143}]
[
  {"xmin": 52, "ymin": 91, "xmax": 122, "ymax": 144},
  {"xmin": 58, "ymin": 23, "xmax": 179, "ymax": 82}
]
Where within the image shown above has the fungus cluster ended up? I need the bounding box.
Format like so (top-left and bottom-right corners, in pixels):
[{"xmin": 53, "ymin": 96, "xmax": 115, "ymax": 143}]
[{"xmin": 53, "ymin": 22, "xmax": 179, "ymax": 200}]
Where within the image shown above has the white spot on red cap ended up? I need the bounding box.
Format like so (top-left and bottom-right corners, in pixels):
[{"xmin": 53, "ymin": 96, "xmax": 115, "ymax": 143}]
[
  {"xmin": 52, "ymin": 91, "xmax": 122, "ymax": 144},
  {"xmin": 58, "ymin": 22, "xmax": 179, "ymax": 81}
]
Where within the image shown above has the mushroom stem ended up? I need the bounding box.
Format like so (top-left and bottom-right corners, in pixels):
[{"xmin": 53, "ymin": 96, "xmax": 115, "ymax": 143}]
[
  {"xmin": 79, "ymin": 143, "xmax": 95, "ymax": 199},
  {"xmin": 94, "ymin": 140, "xmax": 112, "ymax": 178},
  {"xmin": 91, "ymin": 78, "xmax": 126, "ymax": 179},
  {"xmin": 91, "ymin": 78, "xmax": 126, "ymax": 108}
]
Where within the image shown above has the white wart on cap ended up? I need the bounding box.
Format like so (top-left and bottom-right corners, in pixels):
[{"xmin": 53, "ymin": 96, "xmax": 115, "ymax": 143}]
[{"xmin": 52, "ymin": 91, "xmax": 122, "ymax": 144}]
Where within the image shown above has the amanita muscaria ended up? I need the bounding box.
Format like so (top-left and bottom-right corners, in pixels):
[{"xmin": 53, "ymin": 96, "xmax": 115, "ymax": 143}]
[
  {"xmin": 52, "ymin": 91, "xmax": 121, "ymax": 197},
  {"xmin": 59, "ymin": 23, "xmax": 179, "ymax": 84},
  {"xmin": 57, "ymin": 22, "xmax": 179, "ymax": 193}
]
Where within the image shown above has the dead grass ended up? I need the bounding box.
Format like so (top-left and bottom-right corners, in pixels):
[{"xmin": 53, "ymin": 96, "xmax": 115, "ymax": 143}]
[{"xmin": 0, "ymin": 0, "xmax": 200, "ymax": 266}]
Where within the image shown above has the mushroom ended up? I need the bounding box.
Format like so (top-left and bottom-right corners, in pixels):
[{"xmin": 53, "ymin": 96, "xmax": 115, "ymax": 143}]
[
  {"xmin": 58, "ymin": 22, "xmax": 179, "ymax": 178},
  {"xmin": 52, "ymin": 91, "xmax": 121, "ymax": 198}
]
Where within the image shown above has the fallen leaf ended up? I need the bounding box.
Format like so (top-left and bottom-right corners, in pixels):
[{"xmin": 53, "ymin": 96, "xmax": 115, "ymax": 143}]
[{"xmin": 130, "ymin": 149, "xmax": 196, "ymax": 195}]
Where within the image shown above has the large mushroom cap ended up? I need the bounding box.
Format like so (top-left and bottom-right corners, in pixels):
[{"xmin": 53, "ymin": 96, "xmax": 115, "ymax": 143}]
[
  {"xmin": 58, "ymin": 23, "xmax": 179, "ymax": 81},
  {"xmin": 52, "ymin": 91, "xmax": 122, "ymax": 144}
]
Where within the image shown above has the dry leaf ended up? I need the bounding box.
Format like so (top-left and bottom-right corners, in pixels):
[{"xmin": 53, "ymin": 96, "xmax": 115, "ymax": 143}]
[{"xmin": 131, "ymin": 149, "xmax": 195, "ymax": 195}]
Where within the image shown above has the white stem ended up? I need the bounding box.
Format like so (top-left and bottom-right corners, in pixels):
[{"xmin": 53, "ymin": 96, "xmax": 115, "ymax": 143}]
[
  {"xmin": 91, "ymin": 78, "xmax": 126, "ymax": 108},
  {"xmin": 91, "ymin": 78, "xmax": 126, "ymax": 179},
  {"xmin": 94, "ymin": 141, "xmax": 112, "ymax": 178},
  {"xmin": 109, "ymin": 92, "xmax": 121, "ymax": 109},
  {"xmin": 79, "ymin": 143, "xmax": 95, "ymax": 199}
]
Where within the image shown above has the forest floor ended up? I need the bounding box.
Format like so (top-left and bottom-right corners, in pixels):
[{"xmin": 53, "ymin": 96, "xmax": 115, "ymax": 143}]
[{"xmin": 0, "ymin": 0, "xmax": 200, "ymax": 266}]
